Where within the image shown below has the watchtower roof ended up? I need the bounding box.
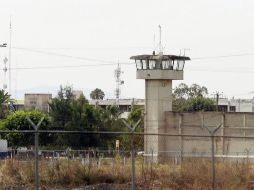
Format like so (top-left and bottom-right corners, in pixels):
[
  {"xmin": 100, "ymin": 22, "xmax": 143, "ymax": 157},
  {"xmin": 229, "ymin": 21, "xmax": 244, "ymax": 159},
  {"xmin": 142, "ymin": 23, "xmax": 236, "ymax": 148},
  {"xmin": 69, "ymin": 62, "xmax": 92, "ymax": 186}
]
[{"xmin": 130, "ymin": 54, "xmax": 191, "ymax": 61}]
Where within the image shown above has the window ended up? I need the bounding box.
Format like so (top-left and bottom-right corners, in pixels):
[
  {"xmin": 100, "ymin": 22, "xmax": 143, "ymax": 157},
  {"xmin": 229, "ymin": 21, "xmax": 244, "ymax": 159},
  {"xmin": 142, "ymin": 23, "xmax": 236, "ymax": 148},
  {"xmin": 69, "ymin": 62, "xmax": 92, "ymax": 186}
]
[
  {"xmin": 142, "ymin": 60, "xmax": 147, "ymax": 69},
  {"xmin": 162, "ymin": 60, "xmax": 168, "ymax": 69},
  {"xmin": 149, "ymin": 60, "xmax": 156, "ymax": 69},
  {"xmin": 218, "ymin": 105, "xmax": 228, "ymax": 112},
  {"xmin": 135, "ymin": 60, "xmax": 142, "ymax": 70},
  {"xmin": 176, "ymin": 60, "xmax": 185, "ymax": 71},
  {"xmin": 155, "ymin": 60, "xmax": 161, "ymax": 69},
  {"xmin": 30, "ymin": 101, "xmax": 37, "ymax": 105},
  {"xmin": 230, "ymin": 106, "xmax": 236, "ymax": 112}
]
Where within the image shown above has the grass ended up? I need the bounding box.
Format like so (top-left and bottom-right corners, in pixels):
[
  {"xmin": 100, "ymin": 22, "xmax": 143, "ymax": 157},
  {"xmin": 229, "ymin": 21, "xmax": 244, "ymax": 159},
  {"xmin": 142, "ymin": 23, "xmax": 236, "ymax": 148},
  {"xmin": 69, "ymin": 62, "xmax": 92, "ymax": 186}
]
[{"xmin": 0, "ymin": 157, "xmax": 254, "ymax": 189}]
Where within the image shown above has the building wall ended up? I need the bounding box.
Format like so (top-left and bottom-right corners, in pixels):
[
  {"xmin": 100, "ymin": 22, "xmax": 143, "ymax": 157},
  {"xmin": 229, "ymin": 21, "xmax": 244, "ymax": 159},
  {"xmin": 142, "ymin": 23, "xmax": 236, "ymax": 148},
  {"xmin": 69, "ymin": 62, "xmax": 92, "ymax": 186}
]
[
  {"xmin": 154, "ymin": 112, "xmax": 254, "ymax": 160},
  {"xmin": 218, "ymin": 98, "xmax": 254, "ymax": 112},
  {"xmin": 24, "ymin": 94, "xmax": 52, "ymax": 113},
  {"xmin": 73, "ymin": 90, "xmax": 83, "ymax": 99}
]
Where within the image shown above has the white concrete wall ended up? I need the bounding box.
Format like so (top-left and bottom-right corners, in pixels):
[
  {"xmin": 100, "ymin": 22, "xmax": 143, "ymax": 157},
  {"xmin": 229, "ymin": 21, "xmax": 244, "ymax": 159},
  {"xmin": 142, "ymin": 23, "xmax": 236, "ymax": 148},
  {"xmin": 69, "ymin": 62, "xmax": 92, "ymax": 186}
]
[
  {"xmin": 137, "ymin": 70, "xmax": 183, "ymax": 80},
  {"xmin": 144, "ymin": 79, "xmax": 172, "ymax": 157},
  {"xmin": 0, "ymin": 140, "xmax": 7, "ymax": 151}
]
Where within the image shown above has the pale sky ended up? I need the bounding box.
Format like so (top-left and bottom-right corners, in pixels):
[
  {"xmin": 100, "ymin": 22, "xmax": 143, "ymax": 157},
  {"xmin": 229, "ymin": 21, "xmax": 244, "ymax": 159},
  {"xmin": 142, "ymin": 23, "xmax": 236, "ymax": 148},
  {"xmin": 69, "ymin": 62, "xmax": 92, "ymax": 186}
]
[{"xmin": 1, "ymin": 0, "xmax": 254, "ymax": 99}]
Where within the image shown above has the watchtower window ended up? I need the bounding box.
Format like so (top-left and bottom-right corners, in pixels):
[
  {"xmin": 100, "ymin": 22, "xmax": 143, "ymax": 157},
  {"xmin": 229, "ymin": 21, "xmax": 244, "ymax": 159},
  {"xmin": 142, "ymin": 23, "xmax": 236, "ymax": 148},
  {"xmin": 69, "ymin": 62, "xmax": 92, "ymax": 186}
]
[
  {"xmin": 162, "ymin": 60, "xmax": 173, "ymax": 70},
  {"xmin": 155, "ymin": 60, "xmax": 161, "ymax": 69},
  {"xmin": 149, "ymin": 60, "xmax": 156, "ymax": 69},
  {"xmin": 136, "ymin": 60, "xmax": 142, "ymax": 70},
  {"xmin": 142, "ymin": 60, "xmax": 147, "ymax": 69},
  {"xmin": 176, "ymin": 60, "xmax": 185, "ymax": 71},
  {"xmin": 135, "ymin": 58, "xmax": 186, "ymax": 71}
]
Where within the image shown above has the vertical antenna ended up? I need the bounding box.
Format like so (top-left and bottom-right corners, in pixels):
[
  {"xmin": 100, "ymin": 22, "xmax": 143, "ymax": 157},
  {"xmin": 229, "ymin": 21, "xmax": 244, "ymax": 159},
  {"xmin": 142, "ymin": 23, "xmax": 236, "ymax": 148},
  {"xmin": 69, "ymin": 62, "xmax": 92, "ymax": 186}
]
[
  {"xmin": 9, "ymin": 16, "xmax": 12, "ymax": 95},
  {"xmin": 153, "ymin": 34, "xmax": 156, "ymax": 52},
  {"xmin": 180, "ymin": 48, "xmax": 190, "ymax": 56},
  {"xmin": 158, "ymin": 25, "xmax": 162, "ymax": 53}
]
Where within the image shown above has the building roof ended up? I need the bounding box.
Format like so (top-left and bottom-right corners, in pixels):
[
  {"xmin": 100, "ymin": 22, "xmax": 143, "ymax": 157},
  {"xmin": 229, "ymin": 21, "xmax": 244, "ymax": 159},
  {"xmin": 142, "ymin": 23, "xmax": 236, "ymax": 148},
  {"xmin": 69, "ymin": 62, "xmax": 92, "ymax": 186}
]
[
  {"xmin": 14, "ymin": 99, "xmax": 24, "ymax": 105},
  {"xmin": 25, "ymin": 93, "xmax": 52, "ymax": 95},
  {"xmin": 89, "ymin": 99, "xmax": 145, "ymax": 106},
  {"xmin": 130, "ymin": 54, "xmax": 191, "ymax": 61}
]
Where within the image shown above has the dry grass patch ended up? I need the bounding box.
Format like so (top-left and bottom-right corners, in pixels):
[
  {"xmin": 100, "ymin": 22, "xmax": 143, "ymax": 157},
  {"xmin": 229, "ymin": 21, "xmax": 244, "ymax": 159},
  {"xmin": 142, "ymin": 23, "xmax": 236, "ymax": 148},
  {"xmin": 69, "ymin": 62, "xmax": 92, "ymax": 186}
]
[{"xmin": 1, "ymin": 158, "xmax": 254, "ymax": 189}]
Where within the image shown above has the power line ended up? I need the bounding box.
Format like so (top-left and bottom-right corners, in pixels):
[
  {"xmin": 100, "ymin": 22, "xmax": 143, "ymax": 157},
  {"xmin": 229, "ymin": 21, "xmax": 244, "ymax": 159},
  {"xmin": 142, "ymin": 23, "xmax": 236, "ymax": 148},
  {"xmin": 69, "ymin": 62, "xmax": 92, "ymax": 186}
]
[
  {"xmin": 4, "ymin": 63, "xmax": 131, "ymax": 70},
  {"xmin": 6, "ymin": 47, "xmax": 254, "ymax": 72},
  {"xmin": 14, "ymin": 47, "xmax": 254, "ymax": 61},
  {"xmin": 3, "ymin": 63, "xmax": 254, "ymax": 73},
  {"xmin": 192, "ymin": 53, "xmax": 254, "ymax": 60},
  {"xmin": 13, "ymin": 46, "xmax": 152, "ymax": 50},
  {"xmin": 185, "ymin": 68, "xmax": 254, "ymax": 74},
  {"xmin": 13, "ymin": 47, "xmax": 119, "ymax": 64}
]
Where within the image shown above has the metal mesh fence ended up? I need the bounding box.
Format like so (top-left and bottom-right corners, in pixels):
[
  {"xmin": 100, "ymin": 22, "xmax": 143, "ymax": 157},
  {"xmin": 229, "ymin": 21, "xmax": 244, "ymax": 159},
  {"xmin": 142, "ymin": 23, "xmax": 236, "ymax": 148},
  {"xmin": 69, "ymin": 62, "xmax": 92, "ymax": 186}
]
[{"xmin": 1, "ymin": 130, "xmax": 254, "ymax": 190}]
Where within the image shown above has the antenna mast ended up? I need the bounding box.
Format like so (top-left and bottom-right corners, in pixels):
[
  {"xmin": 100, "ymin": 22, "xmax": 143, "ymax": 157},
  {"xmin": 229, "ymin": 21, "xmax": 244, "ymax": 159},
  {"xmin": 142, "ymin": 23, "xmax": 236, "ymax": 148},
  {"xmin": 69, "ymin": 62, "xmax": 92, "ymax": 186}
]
[
  {"xmin": 153, "ymin": 34, "xmax": 156, "ymax": 52},
  {"xmin": 158, "ymin": 25, "xmax": 162, "ymax": 54},
  {"xmin": 114, "ymin": 63, "xmax": 124, "ymax": 106},
  {"xmin": 9, "ymin": 16, "xmax": 12, "ymax": 95}
]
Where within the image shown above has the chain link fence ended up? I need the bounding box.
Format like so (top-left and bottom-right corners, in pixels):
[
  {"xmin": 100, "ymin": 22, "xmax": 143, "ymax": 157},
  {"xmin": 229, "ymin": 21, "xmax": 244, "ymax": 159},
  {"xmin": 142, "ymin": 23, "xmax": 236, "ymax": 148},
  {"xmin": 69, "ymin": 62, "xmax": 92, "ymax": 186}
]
[{"xmin": 1, "ymin": 130, "xmax": 254, "ymax": 190}]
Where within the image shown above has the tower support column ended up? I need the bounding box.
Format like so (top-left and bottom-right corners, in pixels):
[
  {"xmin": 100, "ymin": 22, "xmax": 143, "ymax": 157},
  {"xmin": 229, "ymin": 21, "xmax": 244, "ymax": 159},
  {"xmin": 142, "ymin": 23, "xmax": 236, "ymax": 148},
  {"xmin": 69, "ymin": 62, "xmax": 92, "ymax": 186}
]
[{"xmin": 144, "ymin": 79, "xmax": 172, "ymax": 161}]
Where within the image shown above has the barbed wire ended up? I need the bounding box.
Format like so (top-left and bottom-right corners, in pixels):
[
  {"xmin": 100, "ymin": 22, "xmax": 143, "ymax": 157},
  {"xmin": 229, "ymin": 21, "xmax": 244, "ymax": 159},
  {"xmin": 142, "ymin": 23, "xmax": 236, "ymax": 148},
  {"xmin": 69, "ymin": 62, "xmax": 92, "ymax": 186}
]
[{"xmin": 0, "ymin": 130, "xmax": 253, "ymax": 139}]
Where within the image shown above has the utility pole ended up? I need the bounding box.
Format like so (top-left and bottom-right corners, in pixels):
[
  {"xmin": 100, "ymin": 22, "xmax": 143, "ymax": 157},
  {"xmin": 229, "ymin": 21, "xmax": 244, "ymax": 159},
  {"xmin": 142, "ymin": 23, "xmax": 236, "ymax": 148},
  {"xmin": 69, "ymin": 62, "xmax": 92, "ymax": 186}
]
[
  {"xmin": 213, "ymin": 91, "xmax": 223, "ymax": 111},
  {"xmin": 238, "ymin": 98, "xmax": 241, "ymax": 112}
]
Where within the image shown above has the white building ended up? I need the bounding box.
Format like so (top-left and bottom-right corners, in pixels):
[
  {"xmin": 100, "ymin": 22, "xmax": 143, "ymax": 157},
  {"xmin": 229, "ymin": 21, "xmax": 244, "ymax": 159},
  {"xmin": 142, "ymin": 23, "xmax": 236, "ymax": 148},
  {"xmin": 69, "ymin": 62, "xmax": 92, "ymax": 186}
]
[
  {"xmin": 24, "ymin": 93, "xmax": 52, "ymax": 113},
  {"xmin": 89, "ymin": 99, "xmax": 145, "ymax": 118},
  {"xmin": 217, "ymin": 98, "xmax": 254, "ymax": 112}
]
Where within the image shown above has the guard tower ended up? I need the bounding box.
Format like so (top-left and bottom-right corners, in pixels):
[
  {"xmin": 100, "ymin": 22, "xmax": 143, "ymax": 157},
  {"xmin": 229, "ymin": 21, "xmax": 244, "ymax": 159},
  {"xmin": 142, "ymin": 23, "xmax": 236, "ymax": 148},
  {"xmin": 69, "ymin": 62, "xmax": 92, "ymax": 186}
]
[{"xmin": 130, "ymin": 52, "xmax": 190, "ymax": 160}]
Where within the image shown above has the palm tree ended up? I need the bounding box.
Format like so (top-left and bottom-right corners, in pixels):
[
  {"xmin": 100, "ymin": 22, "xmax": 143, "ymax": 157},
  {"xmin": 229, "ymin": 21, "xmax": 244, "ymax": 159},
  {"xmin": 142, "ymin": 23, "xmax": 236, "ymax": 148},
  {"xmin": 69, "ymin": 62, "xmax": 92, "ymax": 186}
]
[{"xmin": 0, "ymin": 89, "xmax": 11, "ymax": 118}]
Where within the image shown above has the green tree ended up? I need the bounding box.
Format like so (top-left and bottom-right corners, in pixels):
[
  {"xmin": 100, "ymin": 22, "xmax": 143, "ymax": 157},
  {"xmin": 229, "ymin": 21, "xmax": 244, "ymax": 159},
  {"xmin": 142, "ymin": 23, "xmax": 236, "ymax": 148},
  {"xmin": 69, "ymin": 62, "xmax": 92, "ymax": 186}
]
[
  {"xmin": 173, "ymin": 83, "xmax": 215, "ymax": 112},
  {"xmin": 1, "ymin": 111, "xmax": 50, "ymax": 147},
  {"xmin": 0, "ymin": 89, "xmax": 11, "ymax": 119},
  {"xmin": 120, "ymin": 106, "xmax": 144, "ymax": 151},
  {"xmin": 128, "ymin": 106, "xmax": 144, "ymax": 126},
  {"xmin": 95, "ymin": 105, "xmax": 124, "ymax": 149},
  {"xmin": 90, "ymin": 88, "xmax": 105, "ymax": 100},
  {"xmin": 49, "ymin": 85, "xmax": 74, "ymax": 130},
  {"xmin": 49, "ymin": 85, "xmax": 100, "ymax": 148},
  {"xmin": 66, "ymin": 95, "xmax": 99, "ymax": 147},
  {"xmin": 173, "ymin": 83, "xmax": 208, "ymax": 99},
  {"xmin": 183, "ymin": 97, "xmax": 216, "ymax": 112},
  {"xmin": 49, "ymin": 85, "xmax": 139, "ymax": 149}
]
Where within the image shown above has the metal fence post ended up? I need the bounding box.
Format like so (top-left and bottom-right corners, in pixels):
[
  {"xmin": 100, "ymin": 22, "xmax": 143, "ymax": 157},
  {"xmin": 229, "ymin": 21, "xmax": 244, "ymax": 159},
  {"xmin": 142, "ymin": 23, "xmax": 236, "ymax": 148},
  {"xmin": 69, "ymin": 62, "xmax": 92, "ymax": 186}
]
[
  {"xmin": 131, "ymin": 131, "xmax": 135, "ymax": 190},
  {"xmin": 27, "ymin": 117, "xmax": 44, "ymax": 190},
  {"xmin": 122, "ymin": 119, "xmax": 141, "ymax": 190},
  {"xmin": 35, "ymin": 127, "xmax": 39, "ymax": 190},
  {"xmin": 211, "ymin": 135, "xmax": 215, "ymax": 190},
  {"xmin": 203, "ymin": 123, "xmax": 222, "ymax": 190}
]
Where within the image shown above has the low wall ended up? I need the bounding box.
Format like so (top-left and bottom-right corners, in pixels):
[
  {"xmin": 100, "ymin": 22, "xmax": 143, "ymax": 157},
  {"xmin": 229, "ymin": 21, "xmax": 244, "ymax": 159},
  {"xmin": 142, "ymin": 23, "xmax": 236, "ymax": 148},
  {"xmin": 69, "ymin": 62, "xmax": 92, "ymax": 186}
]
[{"xmin": 157, "ymin": 112, "xmax": 254, "ymax": 159}]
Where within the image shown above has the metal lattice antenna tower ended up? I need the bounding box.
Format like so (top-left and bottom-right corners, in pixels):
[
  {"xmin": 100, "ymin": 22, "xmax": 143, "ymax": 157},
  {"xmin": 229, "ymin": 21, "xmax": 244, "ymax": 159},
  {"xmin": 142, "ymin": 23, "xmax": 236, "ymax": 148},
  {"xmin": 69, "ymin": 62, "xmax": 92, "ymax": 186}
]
[
  {"xmin": 3, "ymin": 57, "xmax": 8, "ymax": 90},
  {"xmin": 114, "ymin": 63, "xmax": 124, "ymax": 106}
]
